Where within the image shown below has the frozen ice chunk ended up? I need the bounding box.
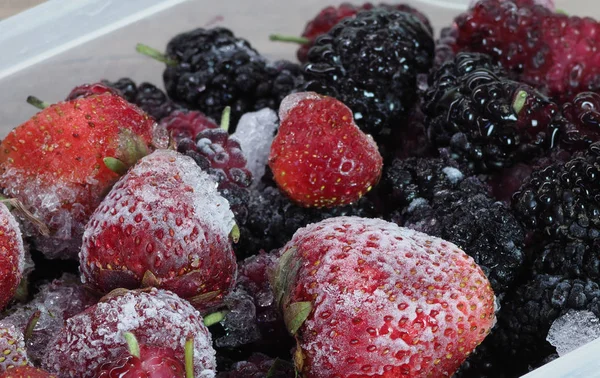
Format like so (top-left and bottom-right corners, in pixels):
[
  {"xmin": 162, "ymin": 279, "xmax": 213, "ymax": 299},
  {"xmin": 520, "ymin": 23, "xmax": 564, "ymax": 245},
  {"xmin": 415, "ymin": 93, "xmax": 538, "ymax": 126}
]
[
  {"xmin": 442, "ymin": 167, "xmax": 464, "ymax": 184},
  {"xmin": 547, "ymin": 310, "xmax": 600, "ymax": 356},
  {"xmin": 232, "ymin": 109, "xmax": 279, "ymax": 185}
]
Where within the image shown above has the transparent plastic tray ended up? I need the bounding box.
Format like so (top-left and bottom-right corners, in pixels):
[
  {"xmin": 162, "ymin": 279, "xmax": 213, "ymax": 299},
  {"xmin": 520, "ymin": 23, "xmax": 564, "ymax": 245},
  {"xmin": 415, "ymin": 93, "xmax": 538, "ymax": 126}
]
[{"xmin": 0, "ymin": 0, "xmax": 598, "ymax": 377}]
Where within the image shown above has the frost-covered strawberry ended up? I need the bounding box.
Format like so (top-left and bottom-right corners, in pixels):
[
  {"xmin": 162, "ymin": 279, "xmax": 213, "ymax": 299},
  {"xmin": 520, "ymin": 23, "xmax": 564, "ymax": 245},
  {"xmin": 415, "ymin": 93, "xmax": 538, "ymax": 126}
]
[
  {"xmin": 0, "ymin": 203, "xmax": 26, "ymax": 311},
  {"xmin": 0, "ymin": 367, "xmax": 56, "ymax": 378},
  {"xmin": 273, "ymin": 216, "xmax": 496, "ymax": 377},
  {"xmin": 269, "ymin": 93, "xmax": 383, "ymax": 208},
  {"xmin": 0, "ymin": 93, "xmax": 166, "ymax": 259},
  {"xmin": 80, "ymin": 149, "xmax": 237, "ymax": 309},
  {"xmin": 95, "ymin": 333, "xmax": 189, "ymax": 378},
  {"xmin": 42, "ymin": 288, "xmax": 216, "ymax": 378},
  {"xmin": 0, "ymin": 322, "xmax": 28, "ymax": 373}
]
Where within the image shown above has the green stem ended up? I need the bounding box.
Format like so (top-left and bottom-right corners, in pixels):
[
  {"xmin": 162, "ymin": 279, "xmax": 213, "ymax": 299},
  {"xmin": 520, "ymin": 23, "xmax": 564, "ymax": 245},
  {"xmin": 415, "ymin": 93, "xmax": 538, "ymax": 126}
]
[
  {"xmin": 26, "ymin": 96, "xmax": 50, "ymax": 110},
  {"xmin": 220, "ymin": 106, "xmax": 231, "ymax": 132},
  {"xmin": 203, "ymin": 311, "xmax": 227, "ymax": 327},
  {"xmin": 185, "ymin": 337, "xmax": 194, "ymax": 378},
  {"xmin": 124, "ymin": 332, "xmax": 141, "ymax": 358},
  {"xmin": 269, "ymin": 34, "xmax": 310, "ymax": 44},
  {"xmin": 135, "ymin": 43, "xmax": 178, "ymax": 66}
]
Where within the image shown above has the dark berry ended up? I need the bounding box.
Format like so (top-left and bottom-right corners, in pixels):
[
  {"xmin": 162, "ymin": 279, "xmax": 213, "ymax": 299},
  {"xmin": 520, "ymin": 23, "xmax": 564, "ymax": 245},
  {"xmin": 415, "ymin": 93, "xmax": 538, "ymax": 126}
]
[
  {"xmin": 161, "ymin": 27, "xmax": 302, "ymax": 130},
  {"xmin": 302, "ymin": 9, "xmax": 434, "ymax": 138},
  {"xmin": 558, "ymin": 92, "xmax": 600, "ymax": 151},
  {"xmin": 512, "ymin": 142, "xmax": 600, "ymax": 242},
  {"xmin": 424, "ymin": 52, "xmax": 560, "ymax": 172},
  {"xmin": 534, "ymin": 239, "xmax": 600, "ymax": 281},
  {"xmin": 493, "ymin": 274, "xmax": 600, "ymax": 374},
  {"xmin": 101, "ymin": 78, "xmax": 138, "ymax": 103},
  {"xmin": 235, "ymin": 186, "xmax": 379, "ymax": 258},
  {"xmin": 216, "ymin": 353, "xmax": 294, "ymax": 378},
  {"xmin": 296, "ymin": 3, "xmax": 433, "ymax": 63}
]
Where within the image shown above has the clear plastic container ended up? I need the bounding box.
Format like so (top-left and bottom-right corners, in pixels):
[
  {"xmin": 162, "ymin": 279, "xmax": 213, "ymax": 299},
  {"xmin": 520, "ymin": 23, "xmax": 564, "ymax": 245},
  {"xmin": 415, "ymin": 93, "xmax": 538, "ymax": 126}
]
[{"xmin": 0, "ymin": 0, "xmax": 598, "ymax": 377}]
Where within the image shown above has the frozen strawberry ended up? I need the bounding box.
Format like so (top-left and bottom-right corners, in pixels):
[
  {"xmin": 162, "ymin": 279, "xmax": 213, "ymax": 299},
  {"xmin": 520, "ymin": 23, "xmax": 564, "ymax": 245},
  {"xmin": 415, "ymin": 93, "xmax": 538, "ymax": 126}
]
[
  {"xmin": 272, "ymin": 216, "xmax": 496, "ymax": 377},
  {"xmin": 268, "ymin": 92, "xmax": 383, "ymax": 208},
  {"xmin": 2, "ymin": 273, "xmax": 98, "ymax": 365},
  {"xmin": 42, "ymin": 288, "xmax": 216, "ymax": 378},
  {"xmin": 95, "ymin": 333, "xmax": 189, "ymax": 378},
  {"xmin": 0, "ymin": 322, "xmax": 28, "ymax": 373},
  {"xmin": 0, "ymin": 203, "xmax": 26, "ymax": 311},
  {"xmin": 0, "ymin": 367, "xmax": 56, "ymax": 378},
  {"xmin": 80, "ymin": 149, "xmax": 237, "ymax": 309},
  {"xmin": 0, "ymin": 93, "xmax": 166, "ymax": 259}
]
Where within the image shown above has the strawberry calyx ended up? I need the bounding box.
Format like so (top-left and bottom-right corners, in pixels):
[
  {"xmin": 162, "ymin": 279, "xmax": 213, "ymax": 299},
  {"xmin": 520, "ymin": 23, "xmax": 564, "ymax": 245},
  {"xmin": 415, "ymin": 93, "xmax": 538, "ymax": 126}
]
[
  {"xmin": 141, "ymin": 270, "xmax": 160, "ymax": 288},
  {"xmin": 123, "ymin": 332, "xmax": 141, "ymax": 358},
  {"xmin": 270, "ymin": 246, "xmax": 312, "ymax": 336},
  {"xmin": 202, "ymin": 311, "xmax": 227, "ymax": 327}
]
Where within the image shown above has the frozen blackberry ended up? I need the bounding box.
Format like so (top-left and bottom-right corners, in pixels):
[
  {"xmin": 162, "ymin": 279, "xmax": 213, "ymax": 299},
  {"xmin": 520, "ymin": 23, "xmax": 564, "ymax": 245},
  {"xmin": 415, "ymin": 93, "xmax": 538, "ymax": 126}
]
[
  {"xmin": 235, "ymin": 186, "xmax": 379, "ymax": 258},
  {"xmin": 493, "ymin": 274, "xmax": 600, "ymax": 374},
  {"xmin": 380, "ymin": 157, "xmax": 525, "ymax": 297},
  {"xmin": 103, "ymin": 79, "xmax": 182, "ymax": 121},
  {"xmin": 216, "ymin": 353, "xmax": 294, "ymax": 378},
  {"xmin": 138, "ymin": 27, "xmax": 302, "ymax": 131},
  {"xmin": 274, "ymin": 2, "xmax": 432, "ymax": 63},
  {"xmin": 302, "ymin": 9, "xmax": 434, "ymax": 137},
  {"xmin": 534, "ymin": 240, "xmax": 600, "ymax": 281},
  {"xmin": 424, "ymin": 52, "xmax": 560, "ymax": 172},
  {"xmin": 100, "ymin": 78, "xmax": 138, "ymax": 103},
  {"xmin": 512, "ymin": 142, "xmax": 600, "ymax": 242}
]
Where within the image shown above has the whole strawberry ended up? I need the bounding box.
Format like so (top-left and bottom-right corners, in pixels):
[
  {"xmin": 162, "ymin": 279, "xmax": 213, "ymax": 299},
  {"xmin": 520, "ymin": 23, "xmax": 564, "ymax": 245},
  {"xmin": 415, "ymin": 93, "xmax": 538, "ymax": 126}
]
[
  {"xmin": 0, "ymin": 367, "xmax": 56, "ymax": 378},
  {"xmin": 42, "ymin": 288, "xmax": 216, "ymax": 378},
  {"xmin": 268, "ymin": 92, "xmax": 383, "ymax": 208},
  {"xmin": 0, "ymin": 203, "xmax": 25, "ymax": 311},
  {"xmin": 0, "ymin": 322, "xmax": 28, "ymax": 373},
  {"xmin": 0, "ymin": 93, "xmax": 165, "ymax": 259},
  {"xmin": 80, "ymin": 149, "xmax": 237, "ymax": 309},
  {"xmin": 95, "ymin": 333, "xmax": 188, "ymax": 378},
  {"xmin": 272, "ymin": 216, "xmax": 496, "ymax": 377}
]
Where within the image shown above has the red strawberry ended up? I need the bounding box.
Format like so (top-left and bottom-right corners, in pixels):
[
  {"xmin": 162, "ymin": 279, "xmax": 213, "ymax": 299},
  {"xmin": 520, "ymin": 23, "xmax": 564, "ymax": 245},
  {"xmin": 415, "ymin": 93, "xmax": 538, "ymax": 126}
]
[
  {"xmin": 272, "ymin": 216, "xmax": 496, "ymax": 377},
  {"xmin": 42, "ymin": 288, "xmax": 216, "ymax": 378},
  {"xmin": 453, "ymin": 0, "xmax": 600, "ymax": 100},
  {"xmin": 79, "ymin": 149, "xmax": 237, "ymax": 309},
  {"xmin": 0, "ymin": 323, "xmax": 28, "ymax": 373},
  {"xmin": 0, "ymin": 93, "xmax": 166, "ymax": 259},
  {"xmin": 0, "ymin": 203, "xmax": 25, "ymax": 311},
  {"xmin": 0, "ymin": 367, "xmax": 56, "ymax": 378},
  {"xmin": 268, "ymin": 92, "xmax": 383, "ymax": 208},
  {"xmin": 272, "ymin": 3, "xmax": 432, "ymax": 63},
  {"xmin": 96, "ymin": 333, "xmax": 189, "ymax": 378}
]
